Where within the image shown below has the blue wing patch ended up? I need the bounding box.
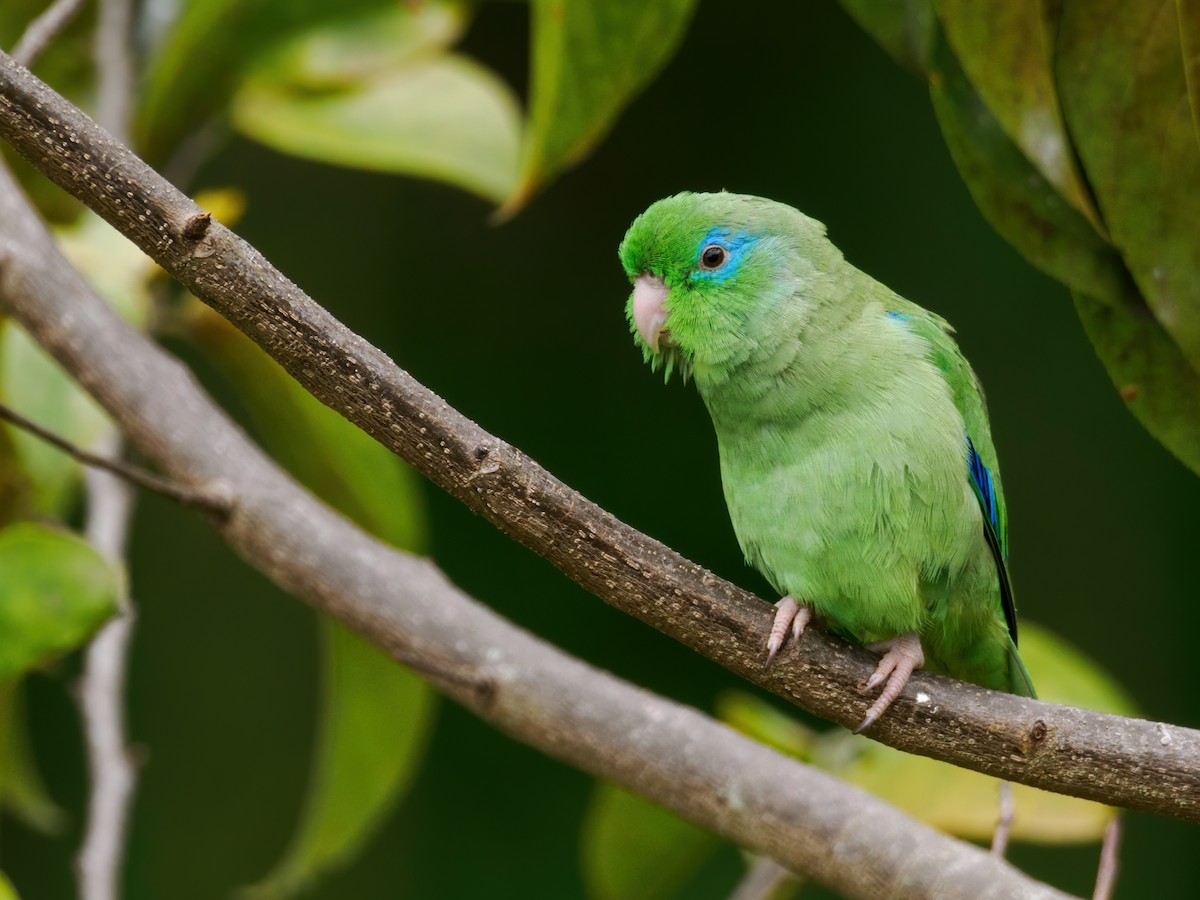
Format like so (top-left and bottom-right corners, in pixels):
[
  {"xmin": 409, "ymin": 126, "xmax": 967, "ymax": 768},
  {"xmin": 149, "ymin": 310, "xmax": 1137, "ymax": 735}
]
[
  {"xmin": 966, "ymin": 437, "xmax": 999, "ymax": 543},
  {"xmin": 966, "ymin": 436, "xmax": 1017, "ymax": 644}
]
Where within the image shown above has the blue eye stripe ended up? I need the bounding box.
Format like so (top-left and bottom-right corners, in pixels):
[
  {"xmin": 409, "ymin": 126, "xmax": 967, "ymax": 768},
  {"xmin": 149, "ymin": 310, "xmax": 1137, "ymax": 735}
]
[{"xmin": 690, "ymin": 226, "xmax": 759, "ymax": 283}]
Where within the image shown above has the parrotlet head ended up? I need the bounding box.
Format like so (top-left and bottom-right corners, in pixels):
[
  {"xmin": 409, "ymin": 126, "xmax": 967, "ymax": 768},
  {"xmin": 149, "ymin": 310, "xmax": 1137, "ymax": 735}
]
[{"xmin": 618, "ymin": 191, "xmax": 833, "ymax": 381}]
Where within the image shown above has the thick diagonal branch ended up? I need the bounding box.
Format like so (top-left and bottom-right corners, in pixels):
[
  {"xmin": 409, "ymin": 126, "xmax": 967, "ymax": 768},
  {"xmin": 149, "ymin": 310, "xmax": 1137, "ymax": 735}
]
[
  {"xmin": 0, "ymin": 150, "xmax": 1072, "ymax": 900},
  {"xmin": 0, "ymin": 51, "xmax": 1197, "ymax": 821}
]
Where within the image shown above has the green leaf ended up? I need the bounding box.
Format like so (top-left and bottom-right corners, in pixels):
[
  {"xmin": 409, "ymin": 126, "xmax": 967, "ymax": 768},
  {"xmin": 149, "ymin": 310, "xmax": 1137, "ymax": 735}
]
[
  {"xmin": 927, "ymin": 34, "xmax": 1130, "ymax": 305},
  {"xmin": 500, "ymin": 0, "xmax": 699, "ymax": 216},
  {"xmin": 187, "ymin": 308, "xmax": 437, "ymax": 895},
  {"xmin": 0, "ymin": 323, "xmax": 111, "ymax": 516},
  {"xmin": 837, "ymin": 0, "xmax": 937, "ymax": 75},
  {"xmin": 137, "ymin": 0, "xmax": 394, "ymax": 161},
  {"xmin": 1073, "ymin": 291, "xmax": 1200, "ymax": 474},
  {"xmin": 0, "ymin": 679, "xmax": 65, "ymax": 833},
  {"xmin": 935, "ymin": 0, "xmax": 1101, "ymax": 228},
  {"xmin": 580, "ymin": 783, "xmax": 719, "ymax": 900},
  {"xmin": 252, "ymin": 621, "xmax": 437, "ymax": 896},
  {"xmin": 1057, "ymin": 0, "xmax": 1200, "ymax": 372},
  {"xmin": 1179, "ymin": 0, "xmax": 1200, "ymax": 145},
  {"xmin": 232, "ymin": 4, "xmax": 520, "ymax": 203},
  {"xmin": 0, "ymin": 868, "xmax": 17, "ymax": 900},
  {"xmin": 0, "ymin": 523, "xmax": 119, "ymax": 682}
]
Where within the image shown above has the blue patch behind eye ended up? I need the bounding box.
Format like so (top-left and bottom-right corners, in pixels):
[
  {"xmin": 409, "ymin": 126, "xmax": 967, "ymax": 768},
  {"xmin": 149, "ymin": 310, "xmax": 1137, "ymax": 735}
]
[
  {"xmin": 966, "ymin": 437, "xmax": 998, "ymax": 534},
  {"xmin": 886, "ymin": 309, "xmax": 911, "ymax": 321},
  {"xmin": 689, "ymin": 226, "xmax": 759, "ymax": 283}
]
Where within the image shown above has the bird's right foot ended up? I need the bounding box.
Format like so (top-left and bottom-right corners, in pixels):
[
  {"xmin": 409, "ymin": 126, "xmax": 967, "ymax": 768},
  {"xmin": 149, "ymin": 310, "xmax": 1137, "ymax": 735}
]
[{"xmin": 764, "ymin": 595, "xmax": 813, "ymax": 666}]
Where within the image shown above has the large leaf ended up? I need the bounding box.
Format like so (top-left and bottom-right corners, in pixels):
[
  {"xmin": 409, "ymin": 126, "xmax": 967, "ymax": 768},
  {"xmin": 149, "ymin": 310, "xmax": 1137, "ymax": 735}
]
[
  {"xmin": 927, "ymin": 35, "xmax": 1128, "ymax": 305},
  {"xmin": 837, "ymin": 0, "xmax": 937, "ymax": 75},
  {"xmin": 1057, "ymin": 0, "xmax": 1200, "ymax": 372},
  {"xmin": 500, "ymin": 0, "xmax": 699, "ymax": 216},
  {"xmin": 0, "ymin": 679, "xmax": 64, "ymax": 833},
  {"xmin": 0, "ymin": 869, "xmax": 16, "ymax": 900},
  {"xmin": 187, "ymin": 307, "xmax": 436, "ymax": 896},
  {"xmin": 580, "ymin": 782, "xmax": 719, "ymax": 900},
  {"xmin": 136, "ymin": 0, "xmax": 393, "ymax": 161},
  {"xmin": 935, "ymin": 0, "xmax": 1101, "ymax": 229},
  {"xmin": 0, "ymin": 523, "xmax": 119, "ymax": 682},
  {"xmin": 232, "ymin": 4, "xmax": 520, "ymax": 203}
]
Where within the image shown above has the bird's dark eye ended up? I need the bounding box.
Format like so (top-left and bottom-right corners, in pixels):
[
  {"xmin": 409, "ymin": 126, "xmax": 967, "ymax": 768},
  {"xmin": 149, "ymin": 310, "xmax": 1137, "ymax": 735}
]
[{"xmin": 699, "ymin": 244, "xmax": 728, "ymax": 270}]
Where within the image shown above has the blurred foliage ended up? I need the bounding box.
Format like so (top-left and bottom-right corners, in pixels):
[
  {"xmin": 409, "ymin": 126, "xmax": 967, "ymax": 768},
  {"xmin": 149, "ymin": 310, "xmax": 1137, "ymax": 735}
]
[
  {"xmin": 843, "ymin": 0, "xmax": 1200, "ymax": 475},
  {"xmin": 185, "ymin": 261, "xmax": 436, "ymax": 895},
  {"xmin": 580, "ymin": 621, "xmax": 1133, "ymax": 898},
  {"xmin": 1, "ymin": 0, "xmax": 1198, "ymax": 897}
]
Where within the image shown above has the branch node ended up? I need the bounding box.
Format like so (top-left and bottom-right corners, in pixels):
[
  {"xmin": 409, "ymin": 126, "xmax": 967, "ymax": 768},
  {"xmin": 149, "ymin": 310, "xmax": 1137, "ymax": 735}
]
[{"xmin": 180, "ymin": 210, "xmax": 210, "ymax": 241}]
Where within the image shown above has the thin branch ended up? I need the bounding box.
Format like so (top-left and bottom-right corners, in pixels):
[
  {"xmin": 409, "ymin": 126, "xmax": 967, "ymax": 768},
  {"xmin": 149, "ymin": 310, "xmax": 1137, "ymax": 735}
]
[
  {"xmin": 0, "ymin": 400, "xmax": 231, "ymax": 517},
  {"xmin": 10, "ymin": 0, "xmax": 91, "ymax": 68},
  {"xmin": 728, "ymin": 857, "xmax": 799, "ymax": 900},
  {"xmin": 0, "ymin": 154, "xmax": 1074, "ymax": 900},
  {"xmin": 0, "ymin": 50, "xmax": 1194, "ymax": 823},
  {"xmin": 78, "ymin": 4, "xmax": 136, "ymax": 895},
  {"xmin": 1093, "ymin": 818, "xmax": 1122, "ymax": 900},
  {"xmin": 77, "ymin": 431, "xmax": 137, "ymax": 900},
  {"xmin": 92, "ymin": 0, "xmax": 132, "ymax": 143}
]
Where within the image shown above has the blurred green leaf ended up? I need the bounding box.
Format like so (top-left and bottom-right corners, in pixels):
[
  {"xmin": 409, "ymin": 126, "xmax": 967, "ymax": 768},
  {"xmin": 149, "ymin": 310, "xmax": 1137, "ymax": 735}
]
[
  {"xmin": 0, "ymin": 523, "xmax": 119, "ymax": 682},
  {"xmin": 0, "ymin": 869, "xmax": 17, "ymax": 900},
  {"xmin": 1057, "ymin": 0, "xmax": 1200, "ymax": 372},
  {"xmin": 580, "ymin": 782, "xmax": 718, "ymax": 900},
  {"xmin": 0, "ymin": 323, "xmax": 110, "ymax": 515},
  {"xmin": 837, "ymin": 0, "xmax": 937, "ymax": 74},
  {"xmin": 1074, "ymin": 291, "xmax": 1200, "ymax": 474},
  {"xmin": 713, "ymin": 691, "xmax": 816, "ymax": 760},
  {"xmin": 232, "ymin": 4, "xmax": 520, "ymax": 203},
  {"xmin": 188, "ymin": 308, "xmax": 437, "ymax": 895},
  {"xmin": 252, "ymin": 621, "xmax": 437, "ymax": 896},
  {"xmin": 500, "ymin": 0, "xmax": 699, "ymax": 216},
  {"xmin": 836, "ymin": 622, "xmax": 1134, "ymax": 844},
  {"xmin": 935, "ymin": 0, "xmax": 1101, "ymax": 228},
  {"xmin": 0, "ymin": 679, "xmax": 65, "ymax": 833},
  {"xmin": 137, "ymin": 0, "xmax": 393, "ymax": 161},
  {"xmin": 721, "ymin": 623, "xmax": 1133, "ymax": 845},
  {"xmin": 928, "ymin": 35, "xmax": 1129, "ymax": 305},
  {"xmin": 1179, "ymin": 0, "xmax": 1200, "ymax": 144},
  {"xmin": 55, "ymin": 212, "xmax": 159, "ymax": 327}
]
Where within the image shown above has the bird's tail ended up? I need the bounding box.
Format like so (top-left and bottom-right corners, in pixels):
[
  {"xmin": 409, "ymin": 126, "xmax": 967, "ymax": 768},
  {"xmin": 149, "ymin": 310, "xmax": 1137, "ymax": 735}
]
[{"xmin": 1007, "ymin": 639, "xmax": 1037, "ymax": 698}]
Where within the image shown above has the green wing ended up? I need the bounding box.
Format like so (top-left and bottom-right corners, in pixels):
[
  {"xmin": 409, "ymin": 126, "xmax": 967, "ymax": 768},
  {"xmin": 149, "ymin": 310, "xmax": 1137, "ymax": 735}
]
[{"xmin": 891, "ymin": 306, "xmax": 1017, "ymax": 644}]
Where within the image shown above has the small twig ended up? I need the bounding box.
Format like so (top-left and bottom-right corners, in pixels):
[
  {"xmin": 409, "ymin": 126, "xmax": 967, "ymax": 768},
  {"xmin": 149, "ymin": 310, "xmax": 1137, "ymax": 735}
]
[
  {"xmin": 77, "ymin": 432, "xmax": 137, "ymax": 900},
  {"xmin": 991, "ymin": 780, "xmax": 1014, "ymax": 857},
  {"xmin": 728, "ymin": 856, "xmax": 800, "ymax": 900},
  {"xmin": 10, "ymin": 0, "xmax": 91, "ymax": 68},
  {"xmin": 0, "ymin": 401, "xmax": 231, "ymax": 518},
  {"xmin": 1092, "ymin": 817, "xmax": 1122, "ymax": 900}
]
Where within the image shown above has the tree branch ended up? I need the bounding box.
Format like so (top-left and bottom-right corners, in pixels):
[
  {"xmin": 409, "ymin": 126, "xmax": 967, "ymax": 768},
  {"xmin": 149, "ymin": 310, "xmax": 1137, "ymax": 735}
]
[
  {"xmin": 10, "ymin": 0, "xmax": 91, "ymax": 68},
  {"xmin": 0, "ymin": 51, "xmax": 1196, "ymax": 822},
  {"xmin": 0, "ymin": 150, "xmax": 1072, "ymax": 900}
]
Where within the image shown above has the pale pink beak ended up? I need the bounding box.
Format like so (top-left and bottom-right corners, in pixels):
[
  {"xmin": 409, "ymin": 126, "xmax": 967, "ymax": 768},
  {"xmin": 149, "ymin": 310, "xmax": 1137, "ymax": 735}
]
[{"xmin": 632, "ymin": 274, "xmax": 670, "ymax": 352}]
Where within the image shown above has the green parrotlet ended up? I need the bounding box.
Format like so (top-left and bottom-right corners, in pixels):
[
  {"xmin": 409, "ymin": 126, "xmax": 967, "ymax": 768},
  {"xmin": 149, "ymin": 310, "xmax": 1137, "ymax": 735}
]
[{"xmin": 620, "ymin": 192, "xmax": 1034, "ymax": 732}]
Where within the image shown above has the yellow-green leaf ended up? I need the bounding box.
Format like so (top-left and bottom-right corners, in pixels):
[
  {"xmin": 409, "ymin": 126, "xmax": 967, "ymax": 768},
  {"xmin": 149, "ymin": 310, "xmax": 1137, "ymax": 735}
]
[
  {"xmin": 0, "ymin": 323, "xmax": 111, "ymax": 515},
  {"xmin": 837, "ymin": 622, "xmax": 1135, "ymax": 844},
  {"xmin": 188, "ymin": 307, "xmax": 437, "ymax": 896},
  {"xmin": 581, "ymin": 783, "xmax": 718, "ymax": 900},
  {"xmin": 0, "ymin": 679, "xmax": 65, "ymax": 833},
  {"xmin": 0, "ymin": 523, "xmax": 119, "ymax": 681},
  {"xmin": 231, "ymin": 4, "xmax": 519, "ymax": 202},
  {"xmin": 501, "ymin": 0, "xmax": 699, "ymax": 216},
  {"xmin": 0, "ymin": 868, "xmax": 17, "ymax": 900},
  {"xmin": 935, "ymin": 0, "xmax": 1101, "ymax": 228},
  {"xmin": 137, "ymin": 0, "xmax": 395, "ymax": 162},
  {"xmin": 1057, "ymin": 0, "xmax": 1200, "ymax": 372}
]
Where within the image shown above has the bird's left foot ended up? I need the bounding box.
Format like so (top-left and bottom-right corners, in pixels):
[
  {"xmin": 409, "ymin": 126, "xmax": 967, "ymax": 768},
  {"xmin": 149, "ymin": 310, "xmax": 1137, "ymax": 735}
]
[
  {"xmin": 854, "ymin": 631, "xmax": 924, "ymax": 733},
  {"xmin": 764, "ymin": 595, "xmax": 813, "ymax": 667}
]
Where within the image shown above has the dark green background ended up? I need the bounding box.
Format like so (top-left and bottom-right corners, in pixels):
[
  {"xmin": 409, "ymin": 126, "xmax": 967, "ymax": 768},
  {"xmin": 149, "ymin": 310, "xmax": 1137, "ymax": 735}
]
[{"xmin": 6, "ymin": 1, "xmax": 1198, "ymax": 897}]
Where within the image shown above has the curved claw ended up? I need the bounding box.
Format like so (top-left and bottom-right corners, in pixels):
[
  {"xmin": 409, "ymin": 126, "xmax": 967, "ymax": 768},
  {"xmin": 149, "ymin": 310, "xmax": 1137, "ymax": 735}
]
[
  {"xmin": 764, "ymin": 596, "xmax": 812, "ymax": 667},
  {"xmin": 853, "ymin": 631, "xmax": 924, "ymax": 733}
]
